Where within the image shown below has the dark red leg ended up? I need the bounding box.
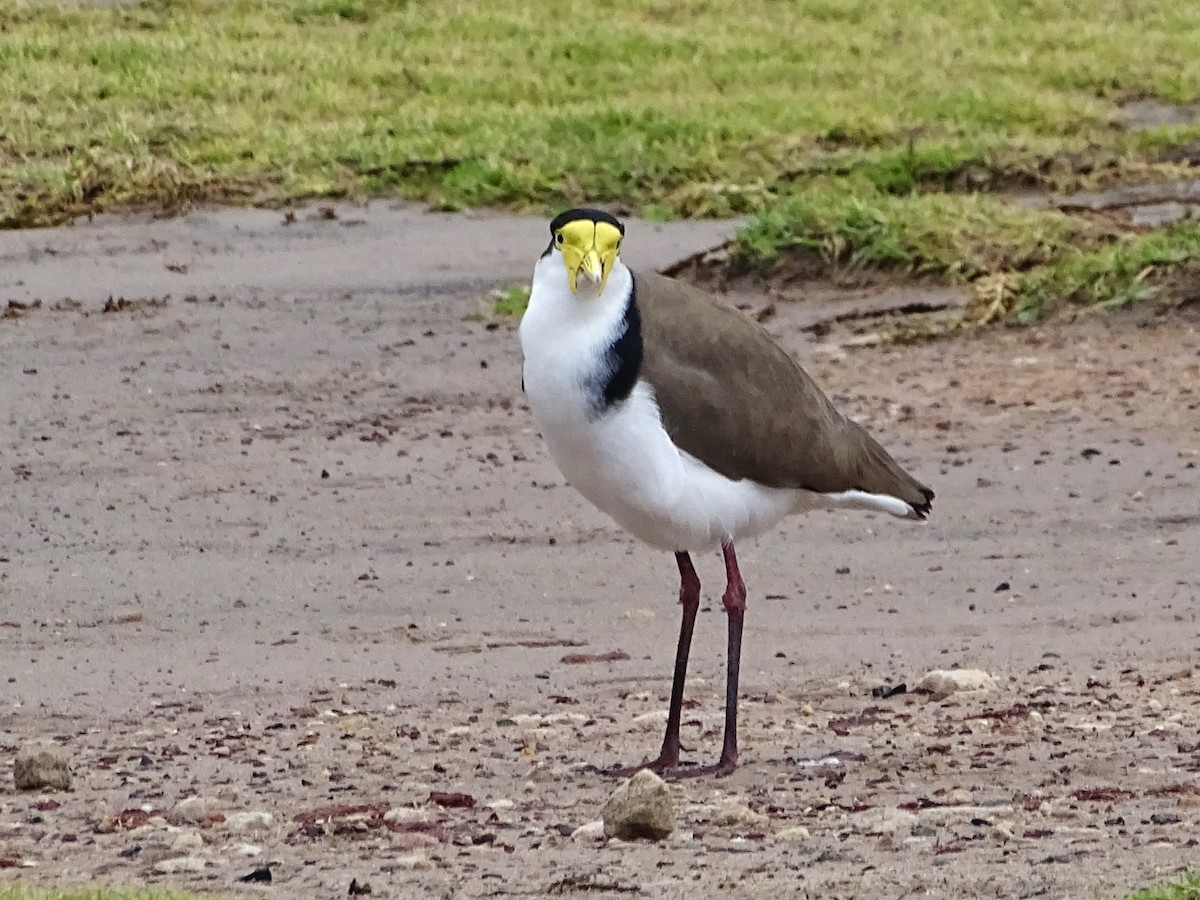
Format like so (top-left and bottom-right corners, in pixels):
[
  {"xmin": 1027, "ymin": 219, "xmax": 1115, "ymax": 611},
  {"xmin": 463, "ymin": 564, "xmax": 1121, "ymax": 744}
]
[
  {"xmin": 607, "ymin": 551, "xmax": 700, "ymax": 777},
  {"xmin": 714, "ymin": 541, "xmax": 746, "ymax": 775},
  {"xmin": 671, "ymin": 541, "xmax": 746, "ymax": 779}
]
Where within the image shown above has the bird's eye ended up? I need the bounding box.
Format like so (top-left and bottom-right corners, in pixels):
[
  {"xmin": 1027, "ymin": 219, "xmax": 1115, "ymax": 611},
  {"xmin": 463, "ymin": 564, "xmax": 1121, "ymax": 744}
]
[{"xmin": 555, "ymin": 233, "xmax": 564, "ymax": 245}]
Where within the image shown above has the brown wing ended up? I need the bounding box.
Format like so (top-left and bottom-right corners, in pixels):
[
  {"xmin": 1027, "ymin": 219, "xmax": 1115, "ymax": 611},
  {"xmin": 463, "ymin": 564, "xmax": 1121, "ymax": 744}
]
[{"xmin": 634, "ymin": 271, "xmax": 933, "ymax": 513}]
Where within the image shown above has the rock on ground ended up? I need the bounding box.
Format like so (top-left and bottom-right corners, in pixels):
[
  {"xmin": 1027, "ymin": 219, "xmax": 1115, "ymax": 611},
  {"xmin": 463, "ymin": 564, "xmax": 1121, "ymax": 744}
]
[
  {"xmin": 570, "ymin": 820, "xmax": 605, "ymax": 841},
  {"xmin": 14, "ymin": 744, "xmax": 71, "ymax": 791},
  {"xmin": 852, "ymin": 806, "xmax": 919, "ymax": 836},
  {"xmin": 916, "ymin": 669, "xmax": 997, "ymax": 694},
  {"xmin": 601, "ymin": 770, "xmax": 674, "ymax": 841},
  {"xmin": 711, "ymin": 802, "xmax": 770, "ymax": 830},
  {"xmin": 153, "ymin": 855, "xmax": 210, "ymax": 874},
  {"xmin": 222, "ymin": 811, "xmax": 275, "ymax": 835}
]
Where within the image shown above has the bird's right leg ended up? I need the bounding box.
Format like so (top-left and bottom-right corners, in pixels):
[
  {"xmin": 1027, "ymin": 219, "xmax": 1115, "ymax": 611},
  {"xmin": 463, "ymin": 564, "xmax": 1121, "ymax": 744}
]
[{"xmin": 607, "ymin": 551, "xmax": 700, "ymax": 776}]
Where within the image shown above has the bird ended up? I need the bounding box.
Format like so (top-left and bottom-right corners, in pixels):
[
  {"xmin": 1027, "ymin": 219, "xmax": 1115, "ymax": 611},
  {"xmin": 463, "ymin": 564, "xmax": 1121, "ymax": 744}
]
[{"xmin": 518, "ymin": 207, "xmax": 934, "ymax": 777}]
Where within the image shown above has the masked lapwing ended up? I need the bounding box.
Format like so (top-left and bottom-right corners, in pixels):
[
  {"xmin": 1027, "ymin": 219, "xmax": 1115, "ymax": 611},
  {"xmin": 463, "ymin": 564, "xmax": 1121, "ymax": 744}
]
[{"xmin": 518, "ymin": 208, "xmax": 934, "ymax": 776}]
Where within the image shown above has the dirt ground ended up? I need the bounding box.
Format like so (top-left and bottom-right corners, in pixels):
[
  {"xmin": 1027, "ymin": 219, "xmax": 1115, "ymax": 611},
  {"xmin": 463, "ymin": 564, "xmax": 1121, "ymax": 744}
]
[{"xmin": 2, "ymin": 203, "xmax": 1198, "ymax": 898}]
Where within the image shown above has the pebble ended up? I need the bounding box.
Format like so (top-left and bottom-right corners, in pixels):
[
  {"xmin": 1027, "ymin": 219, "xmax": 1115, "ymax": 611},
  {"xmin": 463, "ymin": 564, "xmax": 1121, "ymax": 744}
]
[
  {"xmin": 621, "ymin": 608, "xmax": 656, "ymax": 620},
  {"xmin": 602, "ymin": 770, "xmax": 675, "ymax": 841},
  {"xmin": 509, "ymin": 714, "xmax": 546, "ymax": 728},
  {"xmin": 14, "ymin": 744, "xmax": 71, "ymax": 792},
  {"xmin": 631, "ymin": 710, "xmax": 669, "ymax": 731},
  {"xmin": 232, "ymin": 843, "xmax": 263, "ymax": 858},
  {"xmin": 336, "ymin": 714, "xmax": 370, "ymax": 735},
  {"xmin": 170, "ymin": 829, "xmax": 204, "ymax": 853},
  {"xmin": 526, "ymin": 762, "xmax": 564, "ymax": 783},
  {"xmin": 222, "ymin": 811, "xmax": 274, "ymax": 835},
  {"xmin": 384, "ymin": 806, "xmax": 432, "ymax": 824},
  {"xmin": 394, "ymin": 831, "xmax": 440, "ymax": 850},
  {"xmin": 711, "ymin": 802, "xmax": 770, "ymax": 829},
  {"xmin": 915, "ymin": 669, "xmax": 997, "ymax": 694},
  {"xmin": 774, "ymin": 825, "xmax": 812, "ymax": 843},
  {"xmin": 153, "ymin": 855, "xmax": 210, "ymax": 874},
  {"xmin": 169, "ymin": 796, "xmax": 221, "ymax": 825},
  {"xmin": 390, "ymin": 853, "xmax": 433, "ymax": 871},
  {"xmin": 522, "ymin": 727, "xmax": 556, "ymax": 750},
  {"xmin": 992, "ymin": 822, "xmax": 1016, "ymax": 842},
  {"xmin": 570, "ymin": 820, "xmax": 606, "ymax": 841},
  {"xmin": 947, "ymin": 788, "xmax": 973, "ymax": 805},
  {"xmin": 851, "ymin": 806, "xmax": 918, "ymax": 836},
  {"xmin": 484, "ymin": 799, "xmax": 515, "ymax": 812}
]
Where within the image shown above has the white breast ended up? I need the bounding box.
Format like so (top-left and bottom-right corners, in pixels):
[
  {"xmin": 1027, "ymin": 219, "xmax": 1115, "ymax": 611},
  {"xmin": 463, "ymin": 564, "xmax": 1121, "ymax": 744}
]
[{"xmin": 519, "ymin": 258, "xmax": 803, "ymax": 552}]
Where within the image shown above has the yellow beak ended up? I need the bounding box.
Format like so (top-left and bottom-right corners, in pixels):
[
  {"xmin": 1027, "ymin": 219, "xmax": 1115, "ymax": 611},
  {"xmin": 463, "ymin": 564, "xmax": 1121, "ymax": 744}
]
[
  {"xmin": 558, "ymin": 218, "xmax": 621, "ymax": 294},
  {"xmin": 575, "ymin": 248, "xmax": 604, "ymax": 291}
]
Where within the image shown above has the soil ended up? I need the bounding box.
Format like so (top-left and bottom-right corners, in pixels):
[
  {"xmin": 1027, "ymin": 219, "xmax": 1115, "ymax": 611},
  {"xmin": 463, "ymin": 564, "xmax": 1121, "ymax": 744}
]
[{"xmin": 1, "ymin": 202, "xmax": 1199, "ymax": 899}]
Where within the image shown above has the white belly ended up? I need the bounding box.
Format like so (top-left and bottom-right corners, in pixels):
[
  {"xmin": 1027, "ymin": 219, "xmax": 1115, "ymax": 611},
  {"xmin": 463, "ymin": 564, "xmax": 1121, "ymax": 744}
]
[{"xmin": 528, "ymin": 379, "xmax": 801, "ymax": 552}]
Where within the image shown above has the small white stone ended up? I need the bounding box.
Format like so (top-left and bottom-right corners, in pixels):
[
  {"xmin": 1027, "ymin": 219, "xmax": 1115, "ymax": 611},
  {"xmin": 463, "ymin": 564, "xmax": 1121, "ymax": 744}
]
[
  {"xmin": 169, "ymin": 796, "xmax": 221, "ymax": 825},
  {"xmin": 390, "ymin": 853, "xmax": 432, "ymax": 870},
  {"xmin": 169, "ymin": 829, "xmax": 204, "ymax": 853},
  {"xmin": 602, "ymin": 770, "xmax": 675, "ymax": 841},
  {"xmin": 232, "ymin": 843, "xmax": 262, "ymax": 858},
  {"xmin": 947, "ymin": 788, "xmax": 973, "ymax": 805},
  {"xmin": 711, "ymin": 802, "xmax": 770, "ymax": 829},
  {"xmin": 621, "ymin": 608, "xmax": 655, "ymax": 620},
  {"xmin": 915, "ymin": 669, "xmax": 997, "ymax": 694},
  {"xmin": 631, "ymin": 710, "xmax": 669, "ymax": 731},
  {"xmin": 775, "ymin": 825, "xmax": 811, "ymax": 843},
  {"xmin": 222, "ymin": 811, "xmax": 274, "ymax": 835},
  {"xmin": 383, "ymin": 806, "xmax": 431, "ymax": 824},
  {"xmin": 522, "ymin": 727, "xmax": 557, "ymax": 749},
  {"xmin": 485, "ymin": 799, "xmax": 515, "ymax": 812},
  {"xmin": 527, "ymin": 761, "xmax": 563, "ymax": 782},
  {"xmin": 509, "ymin": 714, "xmax": 545, "ymax": 728},
  {"xmin": 153, "ymin": 855, "xmax": 209, "ymax": 874},
  {"xmin": 992, "ymin": 822, "xmax": 1015, "ymax": 842},
  {"xmin": 570, "ymin": 820, "xmax": 606, "ymax": 841},
  {"xmin": 852, "ymin": 806, "xmax": 918, "ymax": 836}
]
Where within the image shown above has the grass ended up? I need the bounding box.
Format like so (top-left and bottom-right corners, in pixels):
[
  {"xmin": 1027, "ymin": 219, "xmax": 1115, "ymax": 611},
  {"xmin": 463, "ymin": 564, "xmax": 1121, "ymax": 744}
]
[
  {"xmin": 1128, "ymin": 874, "xmax": 1200, "ymax": 900},
  {"xmin": 733, "ymin": 183, "xmax": 1200, "ymax": 322},
  {"xmin": 1, "ymin": 0, "xmax": 1199, "ymax": 322}
]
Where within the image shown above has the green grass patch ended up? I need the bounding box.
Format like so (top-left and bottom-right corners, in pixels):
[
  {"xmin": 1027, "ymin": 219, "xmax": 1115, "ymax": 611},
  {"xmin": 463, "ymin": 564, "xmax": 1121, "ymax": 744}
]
[
  {"xmin": 490, "ymin": 283, "xmax": 533, "ymax": 319},
  {"xmin": 1128, "ymin": 873, "xmax": 1200, "ymax": 900},
  {"xmin": 733, "ymin": 184, "xmax": 1200, "ymax": 321},
  {"xmin": 2, "ymin": 0, "xmax": 1199, "ymax": 323},
  {"xmin": 1, "ymin": 0, "xmax": 1198, "ymax": 227},
  {"xmin": 735, "ymin": 186, "xmax": 1108, "ymax": 278},
  {"xmin": 462, "ymin": 283, "xmax": 532, "ymax": 321}
]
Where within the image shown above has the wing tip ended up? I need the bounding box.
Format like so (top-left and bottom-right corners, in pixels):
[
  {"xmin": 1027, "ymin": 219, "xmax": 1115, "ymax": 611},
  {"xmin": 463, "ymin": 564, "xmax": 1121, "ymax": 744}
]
[{"xmin": 908, "ymin": 487, "xmax": 935, "ymax": 520}]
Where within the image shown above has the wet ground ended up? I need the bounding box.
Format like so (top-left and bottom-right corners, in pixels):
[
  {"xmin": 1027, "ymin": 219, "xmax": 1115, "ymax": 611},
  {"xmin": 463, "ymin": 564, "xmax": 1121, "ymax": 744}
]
[{"xmin": 1, "ymin": 202, "xmax": 1199, "ymax": 898}]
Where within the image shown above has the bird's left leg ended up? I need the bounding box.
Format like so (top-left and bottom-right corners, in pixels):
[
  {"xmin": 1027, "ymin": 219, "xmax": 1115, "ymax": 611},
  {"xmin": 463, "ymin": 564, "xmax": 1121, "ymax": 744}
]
[
  {"xmin": 605, "ymin": 551, "xmax": 701, "ymax": 777},
  {"xmin": 675, "ymin": 540, "xmax": 745, "ymax": 779},
  {"xmin": 714, "ymin": 540, "xmax": 746, "ymax": 775}
]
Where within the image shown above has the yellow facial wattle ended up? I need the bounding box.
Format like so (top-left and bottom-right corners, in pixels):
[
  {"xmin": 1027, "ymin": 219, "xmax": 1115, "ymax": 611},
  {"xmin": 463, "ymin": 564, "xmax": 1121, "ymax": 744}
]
[{"xmin": 555, "ymin": 219, "xmax": 622, "ymax": 294}]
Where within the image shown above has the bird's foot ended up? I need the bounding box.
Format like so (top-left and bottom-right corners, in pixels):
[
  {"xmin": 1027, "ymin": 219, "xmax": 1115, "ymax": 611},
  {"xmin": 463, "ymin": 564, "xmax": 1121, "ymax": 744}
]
[
  {"xmin": 602, "ymin": 750, "xmax": 738, "ymax": 780},
  {"xmin": 602, "ymin": 751, "xmax": 680, "ymax": 780},
  {"xmin": 671, "ymin": 756, "xmax": 738, "ymax": 779}
]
